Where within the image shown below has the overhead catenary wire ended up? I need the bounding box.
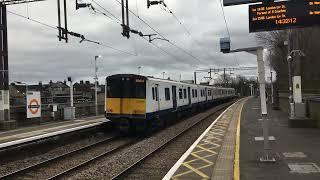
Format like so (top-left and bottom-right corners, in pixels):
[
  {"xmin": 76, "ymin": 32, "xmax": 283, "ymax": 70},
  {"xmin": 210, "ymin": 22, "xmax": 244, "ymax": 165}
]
[
  {"xmin": 91, "ymin": 0, "xmax": 121, "ymax": 24},
  {"xmin": 219, "ymin": 0, "xmax": 231, "ymax": 37},
  {"xmin": 159, "ymin": 2, "xmax": 220, "ymax": 64},
  {"xmin": 8, "ymin": 10, "xmax": 137, "ymax": 56},
  {"xmin": 92, "ymin": 0, "xmax": 203, "ymax": 66},
  {"xmin": 160, "ymin": 3, "xmax": 192, "ymax": 36},
  {"xmin": 141, "ymin": 37, "xmax": 183, "ymax": 63},
  {"xmin": 8, "ymin": 10, "xmax": 56, "ymax": 29},
  {"xmin": 88, "ymin": 1, "xmax": 200, "ymax": 67},
  {"xmin": 113, "ymin": 0, "xmax": 205, "ymax": 64},
  {"xmin": 218, "ymin": 0, "xmax": 240, "ymax": 67}
]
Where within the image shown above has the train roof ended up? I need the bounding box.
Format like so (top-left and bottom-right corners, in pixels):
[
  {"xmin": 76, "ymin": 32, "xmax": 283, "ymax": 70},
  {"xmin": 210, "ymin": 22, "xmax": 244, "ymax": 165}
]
[
  {"xmin": 107, "ymin": 74, "xmax": 234, "ymax": 90},
  {"xmin": 147, "ymin": 76, "xmax": 234, "ymax": 90}
]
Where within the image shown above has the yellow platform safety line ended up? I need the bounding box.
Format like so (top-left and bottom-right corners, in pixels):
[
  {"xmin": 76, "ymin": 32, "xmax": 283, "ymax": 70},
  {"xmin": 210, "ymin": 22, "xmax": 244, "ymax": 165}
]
[
  {"xmin": 171, "ymin": 99, "xmax": 246, "ymax": 180},
  {"xmin": 234, "ymin": 99, "xmax": 246, "ymax": 180}
]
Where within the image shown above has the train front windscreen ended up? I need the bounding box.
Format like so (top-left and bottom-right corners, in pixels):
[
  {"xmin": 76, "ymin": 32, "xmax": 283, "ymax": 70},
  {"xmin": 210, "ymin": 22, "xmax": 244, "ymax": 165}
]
[{"xmin": 106, "ymin": 76, "xmax": 146, "ymax": 99}]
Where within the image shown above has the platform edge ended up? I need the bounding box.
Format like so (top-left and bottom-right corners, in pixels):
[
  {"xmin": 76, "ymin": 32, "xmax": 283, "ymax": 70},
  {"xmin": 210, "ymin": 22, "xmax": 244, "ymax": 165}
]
[{"xmin": 162, "ymin": 99, "xmax": 242, "ymax": 180}]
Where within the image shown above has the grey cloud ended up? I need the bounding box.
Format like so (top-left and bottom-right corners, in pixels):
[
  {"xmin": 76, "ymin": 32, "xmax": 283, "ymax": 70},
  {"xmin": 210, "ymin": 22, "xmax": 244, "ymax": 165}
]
[{"xmin": 7, "ymin": 0, "xmax": 260, "ymax": 84}]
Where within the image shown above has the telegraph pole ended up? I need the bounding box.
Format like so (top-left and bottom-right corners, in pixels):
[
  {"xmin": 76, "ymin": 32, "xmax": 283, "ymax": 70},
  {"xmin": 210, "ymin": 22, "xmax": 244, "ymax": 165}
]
[
  {"xmin": 68, "ymin": 77, "xmax": 74, "ymax": 120},
  {"xmin": 94, "ymin": 55, "xmax": 101, "ymax": 116},
  {"xmin": 287, "ymin": 29, "xmax": 295, "ymax": 118},
  {"xmin": 0, "ymin": 3, "xmax": 12, "ymax": 129},
  {"xmin": 270, "ymin": 71, "xmax": 274, "ymax": 105},
  {"xmin": 223, "ymin": 68, "xmax": 226, "ymax": 87}
]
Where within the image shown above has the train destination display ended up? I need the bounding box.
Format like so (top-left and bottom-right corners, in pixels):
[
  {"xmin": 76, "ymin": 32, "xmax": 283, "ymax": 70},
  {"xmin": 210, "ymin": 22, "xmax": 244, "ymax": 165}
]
[{"xmin": 249, "ymin": 1, "xmax": 320, "ymax": 32}]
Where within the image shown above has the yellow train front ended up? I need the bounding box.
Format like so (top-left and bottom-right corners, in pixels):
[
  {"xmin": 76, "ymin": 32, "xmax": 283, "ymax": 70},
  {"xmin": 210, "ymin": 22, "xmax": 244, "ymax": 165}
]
[{"xmin": 105, "ymin": 74, "xmax": 148, "ymax": 132}]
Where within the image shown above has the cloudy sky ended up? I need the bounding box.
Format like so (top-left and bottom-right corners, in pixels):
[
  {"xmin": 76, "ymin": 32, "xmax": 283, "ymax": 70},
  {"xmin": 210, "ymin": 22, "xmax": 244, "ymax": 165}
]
[{"xmin": 7, "ymin": 0, "xmax": 263, "ymax": 84}]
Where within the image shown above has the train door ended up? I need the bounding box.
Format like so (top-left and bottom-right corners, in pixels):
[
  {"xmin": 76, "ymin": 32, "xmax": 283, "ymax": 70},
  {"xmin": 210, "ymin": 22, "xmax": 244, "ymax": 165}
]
[
  {"xmin": 187, "ymin": 87, "xmax": 191, "ymax": 105},
  {"xmin": 205, "ymin": 87, "xmax": 208, "ymax": 101},
  {"xmin": 172, "ymin": 86, "xmax": 177, "ymax": 111},
  {"xmin": 155, "ymin": 84, "xmax": 160, "ymax": 111}
]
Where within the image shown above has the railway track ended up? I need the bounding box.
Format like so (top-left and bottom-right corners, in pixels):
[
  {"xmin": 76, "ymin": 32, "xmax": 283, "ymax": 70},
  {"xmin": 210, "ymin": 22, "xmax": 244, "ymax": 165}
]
[
  {"xmin": 0, "ymin": 135, "xmax": 136, "ymax": 180},
  {"xmin": 110, "ymin": 101, "xmax": 234, "ymax": 179}
]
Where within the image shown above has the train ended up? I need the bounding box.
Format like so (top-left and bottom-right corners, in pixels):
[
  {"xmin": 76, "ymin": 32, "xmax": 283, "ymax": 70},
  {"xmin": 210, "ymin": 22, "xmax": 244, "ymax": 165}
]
[{"xmin": 105, "ymin": 74, "xmax": 236, "ymax": 133}]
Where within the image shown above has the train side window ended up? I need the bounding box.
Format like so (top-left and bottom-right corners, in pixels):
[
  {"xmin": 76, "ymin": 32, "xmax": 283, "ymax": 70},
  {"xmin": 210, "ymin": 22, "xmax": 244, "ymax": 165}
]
[
  {"xmin": 192, "ymin": 89, "xmax": 195, "ymax": 98},
  {"xmin": 183, "ymin": 89, "xmax": 187, "ymax": 99},
  {"xmin": 155, "ymin": 86, "xmax": 159, "ymax": 101},
  {"xmin": 179, "ymin": 89, "xmax": 183, "ymax": 99},
  {"xmin": 152, "ymin": 87, "xmax": 155, "ymax": 100},
  {"xmin": 195, "ymin": 90, "xmax": 198, "ymax": 97},
  {"xmin": 165, "ymin": 88, "xmax": 170, "ymax": 101}
]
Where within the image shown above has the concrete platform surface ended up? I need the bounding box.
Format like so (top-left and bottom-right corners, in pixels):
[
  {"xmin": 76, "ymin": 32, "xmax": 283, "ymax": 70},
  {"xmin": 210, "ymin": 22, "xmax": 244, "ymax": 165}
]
[
  {"xmin": 164, "ymin": 98, "xmax": 248, "ymax": 180},
  {"xmin": 0, "ymin": 116, "xmax": 108, "ymax": 149},
  {"xmin": 240, "ymin": 98, "xmax": 320, "ymax": 180}
]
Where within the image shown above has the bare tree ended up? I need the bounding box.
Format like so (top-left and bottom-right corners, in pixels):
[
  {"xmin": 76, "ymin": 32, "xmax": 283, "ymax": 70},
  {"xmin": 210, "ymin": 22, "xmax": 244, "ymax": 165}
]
[{"xmin": 256, "ymin": 27, "xmax": 320, "ymax": 93}]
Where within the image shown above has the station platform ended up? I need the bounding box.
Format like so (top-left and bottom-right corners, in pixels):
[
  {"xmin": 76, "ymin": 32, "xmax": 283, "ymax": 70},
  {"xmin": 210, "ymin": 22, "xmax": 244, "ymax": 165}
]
[
  {"xmin": 164, "ymin": 97, "xmax": 320, "ymax": 180},
  {"xmin": 0, "ymin": 116, "xmax": 109, "ymax": 149},
  {"xmin": 164, "ymin": 98, "xmax": 247, "ymax": 180}
]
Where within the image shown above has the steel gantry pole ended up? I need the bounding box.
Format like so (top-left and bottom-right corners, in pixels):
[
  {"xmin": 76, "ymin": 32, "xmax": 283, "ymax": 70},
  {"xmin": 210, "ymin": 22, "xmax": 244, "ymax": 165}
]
[
  {"xmin": 255, "ymin": 48, "xmax": 274, "ymax": 162},
  {"xmin": 94, "ymin": 55, "xmax": 101, "ymax": 116},
  {"xmin": 223, "ymin": 46, "xmax": 276, "ymax": 162}
]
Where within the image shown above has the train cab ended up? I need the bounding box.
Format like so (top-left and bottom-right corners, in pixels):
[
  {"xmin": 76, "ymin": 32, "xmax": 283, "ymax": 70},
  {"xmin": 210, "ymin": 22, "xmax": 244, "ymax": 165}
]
[{"xmin": 106, "ymin": 74, "xmax": 147, "ymax": 122}]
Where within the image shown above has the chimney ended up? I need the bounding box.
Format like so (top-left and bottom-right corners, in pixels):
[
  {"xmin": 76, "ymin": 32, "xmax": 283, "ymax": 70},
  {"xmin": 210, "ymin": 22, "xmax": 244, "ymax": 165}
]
[
  {"xmin": 85, "ymin": 81, "xmax": 90, "ymax": 85},
  {"xmin": 80, "ymin": 80, "xmax": 84, "ymax": 85},
  {"xmin": 64, "ymin": 79, "xmax": 67, "ymax": 84},
  {"xmin": 39, "ymin": 81, "xmax": 42, "ymax": 86},
  {"xmin": 49, "ymin": 80, "xmax": 53, "ymax": 85}
]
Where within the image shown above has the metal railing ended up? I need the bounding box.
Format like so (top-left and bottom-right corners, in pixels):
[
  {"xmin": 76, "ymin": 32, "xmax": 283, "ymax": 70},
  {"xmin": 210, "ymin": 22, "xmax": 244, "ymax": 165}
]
[{"xmin": 10, "ymin": 102, "xmax": 105, "ymax": 127}]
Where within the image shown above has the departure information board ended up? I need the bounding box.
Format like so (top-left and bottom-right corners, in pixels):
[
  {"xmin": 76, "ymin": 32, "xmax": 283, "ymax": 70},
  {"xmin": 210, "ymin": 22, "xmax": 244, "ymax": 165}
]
[{"xmin": 249, "ymin": 1, "xmax": 320, "ymax": 32}]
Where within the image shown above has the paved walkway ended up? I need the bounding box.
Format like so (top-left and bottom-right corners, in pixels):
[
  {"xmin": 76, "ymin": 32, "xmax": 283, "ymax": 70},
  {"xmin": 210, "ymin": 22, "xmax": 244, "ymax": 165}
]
[
  {"xmin": 0, "ymin": 116, "xmax": 108, "ymax": 149},
  {"xmin": 164, "ymin": 98, "xmax": 248, "ymax": 180},
  {"xmin": 240, "ymin": 97, "xmax": 320, "ymax": 180}
]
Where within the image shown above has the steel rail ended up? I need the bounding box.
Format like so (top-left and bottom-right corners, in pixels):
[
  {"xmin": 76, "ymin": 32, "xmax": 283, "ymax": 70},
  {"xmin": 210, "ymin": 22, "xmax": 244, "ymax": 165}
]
[
  {"xmin": 0, "ymin": 135, "xmax": 120, "ymax": 179},
  {"xmin": 46, "ymin": 140, "xmax": 138, "ymax": 180}
]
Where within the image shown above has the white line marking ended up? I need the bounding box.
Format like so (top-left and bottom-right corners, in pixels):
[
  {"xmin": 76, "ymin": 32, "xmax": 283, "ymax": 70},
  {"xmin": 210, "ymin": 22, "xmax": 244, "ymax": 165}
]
[
  {"xmin": 254, "ymin": 136, "xmax": 276, "ymax": 141},
  {"xmin": 283, "ymin": 152, "xmax": 307, "ymax": 158},
  {"xmin": 162, "ymin": 99, "xmax": 242, "ymax": 180},
  {"xmin": 258, "ymin": 119, "xmax": 269, "ymax": 121}
]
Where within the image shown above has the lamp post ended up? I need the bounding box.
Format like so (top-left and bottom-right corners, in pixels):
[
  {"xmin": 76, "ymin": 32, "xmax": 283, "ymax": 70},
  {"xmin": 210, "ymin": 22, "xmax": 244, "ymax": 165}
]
[
  {"xmin": 162, "ymin": 71, "xmax": 166, "ymax": 79},
  {"xmin": 94, "ymin": 55, "xmax": 102, "ymax": 116},
  {"xmin": 270, "ymin": 71, "xmax": 274, "ymax": 105},
  {"xmin": 138, "ymin": 66, "xmax": 143, "ymax": 75},
  {"xmin": 67, "ymin": 77, "xmax": 75, "ymax": 120}
]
